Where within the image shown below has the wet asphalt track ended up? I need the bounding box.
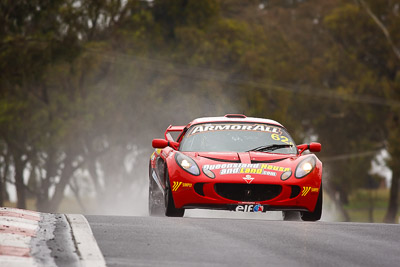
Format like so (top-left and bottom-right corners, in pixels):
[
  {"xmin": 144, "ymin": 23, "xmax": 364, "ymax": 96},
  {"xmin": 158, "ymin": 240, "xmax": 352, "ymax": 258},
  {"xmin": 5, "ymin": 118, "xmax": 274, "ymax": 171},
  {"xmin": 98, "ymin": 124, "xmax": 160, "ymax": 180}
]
[{"xmin": 86, "ymin": 215, "xmax": 400, "ymax": 267}]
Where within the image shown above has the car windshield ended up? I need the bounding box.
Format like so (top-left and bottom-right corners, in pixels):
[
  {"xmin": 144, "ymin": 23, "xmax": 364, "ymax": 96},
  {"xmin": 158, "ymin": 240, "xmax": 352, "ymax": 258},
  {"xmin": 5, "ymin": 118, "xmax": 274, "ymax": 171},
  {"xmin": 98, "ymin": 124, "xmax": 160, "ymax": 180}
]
[{"xmin": 179, "ymin": 122, "xmax": 297, "ymax": 154}]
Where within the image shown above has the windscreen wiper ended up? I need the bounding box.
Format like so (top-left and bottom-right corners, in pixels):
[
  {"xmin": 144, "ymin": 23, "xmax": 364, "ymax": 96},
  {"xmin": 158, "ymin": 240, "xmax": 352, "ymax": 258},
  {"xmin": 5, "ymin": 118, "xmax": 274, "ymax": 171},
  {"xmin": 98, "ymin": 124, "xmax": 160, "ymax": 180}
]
[{"xmin": 246, "ymin": 144, "xmax": 293, "ymax": 152}]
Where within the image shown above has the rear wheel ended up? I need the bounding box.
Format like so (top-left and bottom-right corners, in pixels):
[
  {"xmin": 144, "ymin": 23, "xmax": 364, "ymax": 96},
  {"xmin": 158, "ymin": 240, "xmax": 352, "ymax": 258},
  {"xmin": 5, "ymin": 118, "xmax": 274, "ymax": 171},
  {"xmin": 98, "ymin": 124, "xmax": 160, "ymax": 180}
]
[
  {"xmin": 301, "ymin": 185, "xmax": 323, "ymax": 221},
  {"xmin": 165, "ymin": 173, "xmax": 185, "ymax": 217}
]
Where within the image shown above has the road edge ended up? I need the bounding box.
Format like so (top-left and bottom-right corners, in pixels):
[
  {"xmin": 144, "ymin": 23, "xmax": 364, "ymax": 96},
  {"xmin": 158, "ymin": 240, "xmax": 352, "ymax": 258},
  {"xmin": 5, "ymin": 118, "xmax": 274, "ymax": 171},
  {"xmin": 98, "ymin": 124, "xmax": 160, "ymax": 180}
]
[{"xmin": 65, "ymin": 214, "xmax": 107, "ymax": 267}]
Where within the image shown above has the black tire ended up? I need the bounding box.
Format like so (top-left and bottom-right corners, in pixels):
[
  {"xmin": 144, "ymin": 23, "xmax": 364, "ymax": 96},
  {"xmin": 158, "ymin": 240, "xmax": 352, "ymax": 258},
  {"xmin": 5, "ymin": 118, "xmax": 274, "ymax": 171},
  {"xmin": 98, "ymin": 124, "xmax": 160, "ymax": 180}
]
[
  {"xmin": 148, "ymin": 177, "xmax": 163, "ymax": 216},
  {"xmin": 282, "ymin": 211, "xmax": 300, "ymax": 221},
  {"xmin": 301, "ymin": 185, "xmax": 323, "ymax": 221},
  {"xmin": 165, "ymin": 172, "xmax": 185, "ymax": 217}
]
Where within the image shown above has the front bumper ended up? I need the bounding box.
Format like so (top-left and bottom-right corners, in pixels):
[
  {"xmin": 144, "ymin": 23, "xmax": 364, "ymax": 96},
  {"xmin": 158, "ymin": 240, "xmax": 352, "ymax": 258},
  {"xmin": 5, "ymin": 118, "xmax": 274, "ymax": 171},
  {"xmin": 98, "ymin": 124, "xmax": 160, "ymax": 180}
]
[{"xmin": 169, "ymin": 170, "xmax": 321, "ymax": 212}]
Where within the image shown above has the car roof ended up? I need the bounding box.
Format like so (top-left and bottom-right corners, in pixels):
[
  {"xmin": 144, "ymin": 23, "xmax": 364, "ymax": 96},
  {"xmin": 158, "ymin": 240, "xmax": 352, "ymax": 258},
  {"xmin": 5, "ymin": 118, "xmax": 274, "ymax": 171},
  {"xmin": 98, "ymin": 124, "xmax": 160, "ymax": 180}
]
[{"xmin": 187, "ymin": 114, "xmax": 283, "ymax": 128}]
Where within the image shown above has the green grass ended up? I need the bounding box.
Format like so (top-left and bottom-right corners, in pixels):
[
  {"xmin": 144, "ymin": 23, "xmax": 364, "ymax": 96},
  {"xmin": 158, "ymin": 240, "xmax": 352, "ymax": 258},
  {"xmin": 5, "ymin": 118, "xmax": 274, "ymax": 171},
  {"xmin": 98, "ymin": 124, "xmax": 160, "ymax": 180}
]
[{"xmin": 344, "ymin": 188, "xmax": 399, "ymax": 223}]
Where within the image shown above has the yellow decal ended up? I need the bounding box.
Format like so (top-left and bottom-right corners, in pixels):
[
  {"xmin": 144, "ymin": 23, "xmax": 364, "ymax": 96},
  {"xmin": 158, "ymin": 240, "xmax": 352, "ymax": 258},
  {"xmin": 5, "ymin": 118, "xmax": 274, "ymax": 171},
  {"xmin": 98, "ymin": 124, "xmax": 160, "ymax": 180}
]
[
  {"xmin": 302, "ymin": 187, "xmax": 311, "ymax": 196},
  {"xmin": 151, "ymin": 150, "xmax": 160, "ymax": 161},
  {"xmin": 260, "ymin": 164, "xmax": 291, "ymax": 172},
  {"xmin": 271, "ymin": 134, "xmax": 294, "ymax": 145},
  {"xmin": 172, "ymin": 182, "xmax": 182, "ymax": 191},
  {"xmin": 311, "ymin": 188, "xmax": 319, "ymax": 193},
  {"xmin": 302, "ymin": 186, "xmax": 319, "ymax": 196},
  {"xmin": 172, "ymin": 181, "xmax": 192, "ymax": 191}
]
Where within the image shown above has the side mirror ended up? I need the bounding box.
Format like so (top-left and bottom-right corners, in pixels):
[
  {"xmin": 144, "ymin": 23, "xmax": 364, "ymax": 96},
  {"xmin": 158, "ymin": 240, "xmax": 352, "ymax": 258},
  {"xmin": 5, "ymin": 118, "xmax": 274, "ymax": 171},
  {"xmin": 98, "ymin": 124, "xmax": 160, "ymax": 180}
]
[
  {"xmin": 309, "ymin": 142, "xmax": 321, "ymax": 152},
  {"xmin": 297, "ymin": 142, "xmax": 321, "ymax": 154},
  {"xmin": 152, "ymin": 139, "xmax": 179, "ymax": 150},
  {"xmin": 152, "ymin": 139, "xmax": 168, "ymax": 148}
]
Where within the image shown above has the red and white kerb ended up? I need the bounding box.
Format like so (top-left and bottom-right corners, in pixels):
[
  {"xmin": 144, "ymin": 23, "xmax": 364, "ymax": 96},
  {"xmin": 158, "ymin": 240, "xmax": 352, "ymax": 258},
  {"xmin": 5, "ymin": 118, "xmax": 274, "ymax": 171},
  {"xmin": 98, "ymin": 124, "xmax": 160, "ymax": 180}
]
[{"xmin": 0, "ymin": 207, "xmax": 40, "ymax": 266}]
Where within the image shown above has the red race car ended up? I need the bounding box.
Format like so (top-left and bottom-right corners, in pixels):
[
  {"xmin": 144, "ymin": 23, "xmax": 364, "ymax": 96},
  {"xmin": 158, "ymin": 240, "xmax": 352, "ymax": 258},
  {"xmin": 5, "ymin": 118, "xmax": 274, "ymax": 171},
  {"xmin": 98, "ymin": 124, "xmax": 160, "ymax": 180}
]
[{"xmin": 149, "ymin": 114, "xmax": 323, "ymax": 221}]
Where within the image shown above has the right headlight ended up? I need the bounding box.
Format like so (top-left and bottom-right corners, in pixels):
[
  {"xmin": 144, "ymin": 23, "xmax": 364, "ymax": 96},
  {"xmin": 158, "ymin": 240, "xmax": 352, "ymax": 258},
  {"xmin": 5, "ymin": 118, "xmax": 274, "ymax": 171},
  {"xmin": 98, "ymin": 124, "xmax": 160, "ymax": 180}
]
[
  {"xmin": 295, "ymin": 156, "xmax": 316, "ymax": 178},
  {"xmin": 175, "ymin": 152, "xmax": 200, "ymax": 176}
]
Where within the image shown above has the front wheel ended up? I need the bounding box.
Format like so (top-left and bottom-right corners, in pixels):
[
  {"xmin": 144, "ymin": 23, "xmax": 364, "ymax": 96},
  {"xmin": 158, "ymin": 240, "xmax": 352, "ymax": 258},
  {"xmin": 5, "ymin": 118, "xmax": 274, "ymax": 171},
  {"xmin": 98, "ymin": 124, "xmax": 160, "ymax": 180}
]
[
  {"xmin": 165, "ymin": 173, "xmax": 185, "ymax": 217},
  {"xmin": 301, "ymin": 185, "xmax": 323, "ymax": 221}
]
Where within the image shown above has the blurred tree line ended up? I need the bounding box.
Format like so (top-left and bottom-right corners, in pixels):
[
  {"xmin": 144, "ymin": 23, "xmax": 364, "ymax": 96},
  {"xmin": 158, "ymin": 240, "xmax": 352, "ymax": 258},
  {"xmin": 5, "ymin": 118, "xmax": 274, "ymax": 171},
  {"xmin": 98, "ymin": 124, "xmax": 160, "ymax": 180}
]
[{"xmin": 0, "ymin": 0, "xmax": 399, "ymax": 222}]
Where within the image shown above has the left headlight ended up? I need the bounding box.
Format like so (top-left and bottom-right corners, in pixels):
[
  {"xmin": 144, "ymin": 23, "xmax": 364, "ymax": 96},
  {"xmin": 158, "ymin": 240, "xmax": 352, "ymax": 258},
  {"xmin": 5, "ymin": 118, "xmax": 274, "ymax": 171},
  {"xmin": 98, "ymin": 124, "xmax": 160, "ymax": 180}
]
[
  {"xmin": 175, "ymin": 153, "xmax": 200, "ymax": 176},
  {"xmin": 295, "ymin": 156, "xmax": 316, "ymax": 178}
]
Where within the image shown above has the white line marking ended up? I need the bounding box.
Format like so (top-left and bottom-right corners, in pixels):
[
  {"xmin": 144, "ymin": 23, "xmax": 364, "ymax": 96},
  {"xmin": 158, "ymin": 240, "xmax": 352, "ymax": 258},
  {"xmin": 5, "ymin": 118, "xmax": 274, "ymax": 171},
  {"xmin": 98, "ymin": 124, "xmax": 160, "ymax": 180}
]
[
  {"xmin": 0, "ymin": 233, "xmax": 32, "ymax": 247},
  {"xmin": 0, "ymin": 256, "xmax": 37, "ymax": 267},
  {"xmin": 0, "ymin": 217, "xmax": 39, "ymax": 231},
  {"xmin": 0, "ymin": 216, "xmax": 40, "ymax": 227},
  {"xmin": 66, "ymin": 214, "xmax": 106, "ymax": 267}
]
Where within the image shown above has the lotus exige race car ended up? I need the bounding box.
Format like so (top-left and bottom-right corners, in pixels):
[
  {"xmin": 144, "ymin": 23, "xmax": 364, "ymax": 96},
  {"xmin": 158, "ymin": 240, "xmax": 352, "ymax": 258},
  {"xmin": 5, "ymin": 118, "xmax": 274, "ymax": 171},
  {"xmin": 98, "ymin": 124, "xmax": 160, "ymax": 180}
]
[{"xmin": 149, "ymin": 114, "xmax": 323, "ymax": 221}]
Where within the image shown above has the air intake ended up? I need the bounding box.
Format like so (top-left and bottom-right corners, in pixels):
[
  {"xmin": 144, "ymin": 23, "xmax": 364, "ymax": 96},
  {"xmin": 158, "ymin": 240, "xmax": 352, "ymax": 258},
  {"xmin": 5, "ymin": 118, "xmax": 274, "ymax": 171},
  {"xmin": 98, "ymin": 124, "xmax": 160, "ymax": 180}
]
[
  {"xmin": 224, "ymin": 114, "xmax": 247, "ymax": 118},
  {"xmin": 194, "ymin": 183, "xmax": 206, "ymax": 196},
  {"xmin": 214, "ymin": 183, "xmax": 281, "ymax": 202},
  {"xmin": 290, "ymin": 185, "xmax": 301, "ymax": 198}
]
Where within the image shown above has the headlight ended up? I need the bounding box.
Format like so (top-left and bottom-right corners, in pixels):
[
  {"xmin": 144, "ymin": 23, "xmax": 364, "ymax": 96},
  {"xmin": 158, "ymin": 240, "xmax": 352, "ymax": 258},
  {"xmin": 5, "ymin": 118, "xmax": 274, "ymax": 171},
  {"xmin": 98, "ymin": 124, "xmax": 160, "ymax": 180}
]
[
  {"xmin": 295, "ymin": 157, "xmax": 316, "ymax": 178},
  {"xmin": 175, "ymin": 153, "xmax": 200, "ymax": 176},
  {"xmin": 203, "ymin": 167, "xmax": 215, "ymax": 179},
  {"xmin": 281, "ymin": 171, "xmax": 292, "ymax": 181}
]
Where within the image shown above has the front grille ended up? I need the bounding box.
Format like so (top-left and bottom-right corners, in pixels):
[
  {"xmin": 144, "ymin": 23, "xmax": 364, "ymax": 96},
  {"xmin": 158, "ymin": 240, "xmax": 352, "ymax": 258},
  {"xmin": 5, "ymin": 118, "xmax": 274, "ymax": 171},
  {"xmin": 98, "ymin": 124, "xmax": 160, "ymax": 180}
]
[{"xmin": 214, "ymin": 183, "xmax": 281, "ymax": 202}]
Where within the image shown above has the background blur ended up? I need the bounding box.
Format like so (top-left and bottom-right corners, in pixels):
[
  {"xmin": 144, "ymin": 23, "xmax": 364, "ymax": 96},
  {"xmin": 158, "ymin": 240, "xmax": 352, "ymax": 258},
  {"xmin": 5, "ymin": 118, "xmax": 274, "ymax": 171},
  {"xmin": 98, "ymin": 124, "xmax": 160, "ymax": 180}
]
[{"xmin": 0, "ymin": 0, "xmax": 399, "ymax": 223}]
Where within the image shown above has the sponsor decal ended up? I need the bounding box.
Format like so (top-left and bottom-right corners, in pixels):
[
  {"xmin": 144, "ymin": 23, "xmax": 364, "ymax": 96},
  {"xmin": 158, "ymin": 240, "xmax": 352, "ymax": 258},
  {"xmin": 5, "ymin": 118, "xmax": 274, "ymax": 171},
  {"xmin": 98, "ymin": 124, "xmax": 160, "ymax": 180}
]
[
  {"xmin": 188, "ymin": 124, "xmax": 282, "ymax": 136},
  {"xmin": 253, "ymin": 204, "xmax": 263, "ymax": 212},
  {"xmin": 172, "ymin": 181, "xmax": 193, "ymax": 191},
  {"xmin": 235, "ymin": 204, "xmax": 264, "ymax": 212},
  {"xmin": 221, "ymin": 168, "xmax": 277, "ymax": 176},
  {"xmin": 301, "ymin": 186, "xmax": 319, "ymax": 196},
  {"xmin": 243, "ymin": 175, "xmax": 254, "ymax": 184},
  {"xmin": 204, "ymin": 163, "xmax": 290, "ymax": 172},
  {"xmin": 204, "ymin": 163, "xmax": 260, "ymax": 170},
  {"xmin": 203, "ymin": 163, "xmax": 289, "ymax": 177}
]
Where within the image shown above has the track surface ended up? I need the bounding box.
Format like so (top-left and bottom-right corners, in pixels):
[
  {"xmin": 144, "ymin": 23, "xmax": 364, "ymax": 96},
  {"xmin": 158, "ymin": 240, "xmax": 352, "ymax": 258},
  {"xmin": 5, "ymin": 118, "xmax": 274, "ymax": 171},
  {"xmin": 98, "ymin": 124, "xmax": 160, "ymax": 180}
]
[{"xmin": 87, "ymin": 215, "xmax": 400, "ymax": 267}]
